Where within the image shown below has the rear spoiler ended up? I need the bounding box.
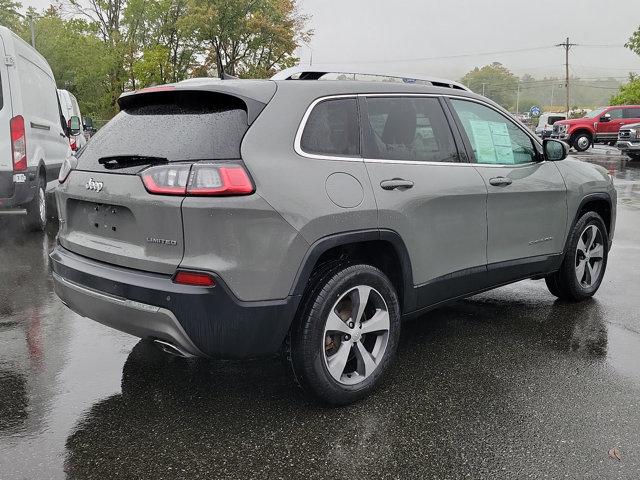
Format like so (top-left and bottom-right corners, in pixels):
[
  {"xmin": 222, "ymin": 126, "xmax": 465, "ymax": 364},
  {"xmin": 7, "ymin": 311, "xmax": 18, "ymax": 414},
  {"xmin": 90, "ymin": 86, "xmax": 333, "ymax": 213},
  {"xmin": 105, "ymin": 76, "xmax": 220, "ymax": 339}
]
[{"xmin": 118, "ymin": 80, "xmax": 277, "ymax": 124}]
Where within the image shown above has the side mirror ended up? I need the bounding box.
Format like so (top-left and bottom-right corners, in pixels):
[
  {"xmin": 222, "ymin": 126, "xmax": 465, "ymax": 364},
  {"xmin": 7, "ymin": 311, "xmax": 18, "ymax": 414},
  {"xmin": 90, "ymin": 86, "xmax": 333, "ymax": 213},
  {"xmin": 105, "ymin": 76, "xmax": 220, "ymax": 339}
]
[
  {"xmin": 543, "ymin": 139, "xmax": 569, "ymax": 161},
  {"xmin": 69, "ymin": 116, "xmax": 81, "ymax": 136},
  {"xmin": 599, "ymin": 114, "xmax": 611, "ymax": 123}
]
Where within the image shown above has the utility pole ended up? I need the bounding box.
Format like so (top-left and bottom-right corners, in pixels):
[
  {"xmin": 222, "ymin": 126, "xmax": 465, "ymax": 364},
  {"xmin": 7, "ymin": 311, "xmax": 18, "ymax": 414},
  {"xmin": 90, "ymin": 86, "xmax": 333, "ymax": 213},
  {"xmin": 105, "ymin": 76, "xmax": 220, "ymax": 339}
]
[
  {"xmin": 515, "ymin": 82, "xmax": 520, "ymax": 115},
  {"xmin": 482, "ymin": 83, "xmax": 486, "ymax": 96},
  {"xmin": 16, "ymin": 12, "xmax": 36, "ymax": 48},
  {"xmin": 28, "ymin": 15, "xmax": 35, "ymax": 48},
  {"xmin": 556, "ymin": 37, "xmax": 577, "ymax": 117}
]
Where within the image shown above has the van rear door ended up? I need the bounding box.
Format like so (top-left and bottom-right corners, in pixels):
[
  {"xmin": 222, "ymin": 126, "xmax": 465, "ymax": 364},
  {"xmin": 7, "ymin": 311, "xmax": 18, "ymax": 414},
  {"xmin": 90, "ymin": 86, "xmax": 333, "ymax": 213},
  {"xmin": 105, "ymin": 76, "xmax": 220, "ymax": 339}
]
[{"xmin": 0, "ymin": 32, "xmax": 13, "ymax": 198}]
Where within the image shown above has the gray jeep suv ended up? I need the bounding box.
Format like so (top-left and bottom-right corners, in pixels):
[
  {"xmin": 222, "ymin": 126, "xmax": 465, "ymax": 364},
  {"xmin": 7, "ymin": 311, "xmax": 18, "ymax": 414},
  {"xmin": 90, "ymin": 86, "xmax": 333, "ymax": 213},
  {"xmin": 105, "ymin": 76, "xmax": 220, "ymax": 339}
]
[{"xmin": 51, "ymin": 67, "xmax": 617, "ymax": 404}]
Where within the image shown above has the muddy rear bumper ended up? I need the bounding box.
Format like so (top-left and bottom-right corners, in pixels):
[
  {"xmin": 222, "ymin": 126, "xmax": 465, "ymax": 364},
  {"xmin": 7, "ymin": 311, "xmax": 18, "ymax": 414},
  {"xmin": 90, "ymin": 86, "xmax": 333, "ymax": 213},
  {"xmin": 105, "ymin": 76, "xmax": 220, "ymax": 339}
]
[{"xmin": 50, "ymin": 245, "xmax": 300, "ymax": 358}]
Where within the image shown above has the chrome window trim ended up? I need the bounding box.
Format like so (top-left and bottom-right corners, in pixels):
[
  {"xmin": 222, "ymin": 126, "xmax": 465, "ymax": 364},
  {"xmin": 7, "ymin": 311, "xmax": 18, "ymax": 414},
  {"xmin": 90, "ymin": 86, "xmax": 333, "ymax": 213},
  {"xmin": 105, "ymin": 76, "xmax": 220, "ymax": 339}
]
[
  {"xmin": 294, "ymin": 92, "xmax": 543, "ymax": 167},
  {"xmin": 294, "ymin": 94, "xmax": 363, "ymax": 162}
]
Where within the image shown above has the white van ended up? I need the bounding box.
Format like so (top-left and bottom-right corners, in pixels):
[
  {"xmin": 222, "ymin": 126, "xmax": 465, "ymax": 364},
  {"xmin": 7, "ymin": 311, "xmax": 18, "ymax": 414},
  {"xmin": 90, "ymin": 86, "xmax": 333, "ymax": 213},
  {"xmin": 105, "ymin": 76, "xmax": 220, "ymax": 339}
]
[
  {"xmin": 535, "ymin": 112, "xmax": 567, "ymax": 138},
  {"xmin": 57, "ymin": 88, "xmax": 87, "ymax": 152},
  {"xmin": 0, "ymin": 26, "xmax": 70, "ymax": 231}
]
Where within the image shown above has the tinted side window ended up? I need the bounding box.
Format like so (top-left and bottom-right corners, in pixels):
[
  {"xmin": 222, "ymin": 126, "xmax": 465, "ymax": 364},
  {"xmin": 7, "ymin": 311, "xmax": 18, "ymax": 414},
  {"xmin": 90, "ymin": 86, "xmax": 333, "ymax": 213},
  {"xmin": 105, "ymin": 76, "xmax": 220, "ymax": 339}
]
[
  {"xmin": 607, "ymin": 108, "xmax": 623, "ymax": 119},
  {"xmin": 451, "ymin": 99, "xmax": 537, "ymax": 165},
  {"xmin": 548, "ymin": 116, "xmax": 565, "ymax": 125},
  {"xmin": 623, "ymin": 108, "xmax": 640, "ymax": 119},
  {"xmin": 363, "ymin": 97, "xmax": 458, "ymax": 162},
  {"xmin": 300, "ymin": 98, "xmax": 360, "ymax": 156}
]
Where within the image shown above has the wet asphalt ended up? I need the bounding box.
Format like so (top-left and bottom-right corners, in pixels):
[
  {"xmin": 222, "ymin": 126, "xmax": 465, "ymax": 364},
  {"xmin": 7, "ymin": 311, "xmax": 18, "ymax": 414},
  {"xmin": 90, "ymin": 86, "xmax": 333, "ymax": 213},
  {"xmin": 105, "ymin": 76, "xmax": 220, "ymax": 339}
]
[{"xmin": 1, "ymin": 151, "xmax": 640, "ymax": 480}]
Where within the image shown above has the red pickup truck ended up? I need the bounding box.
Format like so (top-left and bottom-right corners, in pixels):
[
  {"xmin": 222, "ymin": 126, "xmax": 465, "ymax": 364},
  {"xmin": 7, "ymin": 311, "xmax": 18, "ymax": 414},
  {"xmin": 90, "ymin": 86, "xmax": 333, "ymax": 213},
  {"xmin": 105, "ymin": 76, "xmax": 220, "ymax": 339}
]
[{"xmin": 551, "ymin": 105, "xmax": 640, "ymax": 151}]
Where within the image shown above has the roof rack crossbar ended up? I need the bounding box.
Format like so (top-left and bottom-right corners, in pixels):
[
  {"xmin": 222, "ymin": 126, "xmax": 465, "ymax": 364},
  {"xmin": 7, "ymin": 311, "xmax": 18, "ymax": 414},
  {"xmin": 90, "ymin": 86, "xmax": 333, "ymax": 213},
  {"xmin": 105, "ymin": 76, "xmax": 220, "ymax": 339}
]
[{"xmin": 271, "ymin": 65, "xmax": 471, "ymax": 92}]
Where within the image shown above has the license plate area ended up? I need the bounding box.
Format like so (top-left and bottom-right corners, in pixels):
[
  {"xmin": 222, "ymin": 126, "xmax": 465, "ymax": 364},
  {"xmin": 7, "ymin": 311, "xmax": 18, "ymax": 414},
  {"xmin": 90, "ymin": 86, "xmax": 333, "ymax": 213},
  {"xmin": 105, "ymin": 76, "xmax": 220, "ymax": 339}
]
[{"xmin": 68, "ymin": 199, "xmax": 135, "ymax": 240}]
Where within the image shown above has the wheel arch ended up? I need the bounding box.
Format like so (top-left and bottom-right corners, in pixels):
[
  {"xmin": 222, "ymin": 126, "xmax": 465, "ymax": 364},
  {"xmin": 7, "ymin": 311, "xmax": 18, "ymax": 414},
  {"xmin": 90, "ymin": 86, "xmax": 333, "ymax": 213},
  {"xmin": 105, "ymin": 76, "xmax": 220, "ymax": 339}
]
[
  {"xmin": 289, "ymin": 229, "xmax": 416, "ymax": 313},
  {"xmin": 570, "ymin": 128, "xmax": 594, "ymax": 141},
  {"xmin": 563, "ymin": 193, "xmax": 613, "ymax": 254}
]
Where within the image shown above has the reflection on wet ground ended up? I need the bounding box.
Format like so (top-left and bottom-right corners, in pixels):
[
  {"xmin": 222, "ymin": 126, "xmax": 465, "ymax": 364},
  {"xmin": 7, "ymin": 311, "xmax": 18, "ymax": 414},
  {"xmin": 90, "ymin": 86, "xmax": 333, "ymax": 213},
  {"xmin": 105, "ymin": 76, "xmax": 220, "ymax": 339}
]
[{"xmin": 1, "ymin": 156, "xmax": 640, "ymax": 479}]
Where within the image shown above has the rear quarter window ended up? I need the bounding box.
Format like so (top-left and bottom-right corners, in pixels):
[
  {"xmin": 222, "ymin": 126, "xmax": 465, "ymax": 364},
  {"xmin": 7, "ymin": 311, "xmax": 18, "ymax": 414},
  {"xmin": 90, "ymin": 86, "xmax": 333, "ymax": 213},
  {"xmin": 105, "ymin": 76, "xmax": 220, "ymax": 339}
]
[
  {"xmin": 299, "ymin": 98, "xmax": 360, "ymax": 157},
  {"xmin": 76, "ymin": 92, "xmax": 249, "ymax": 171}
]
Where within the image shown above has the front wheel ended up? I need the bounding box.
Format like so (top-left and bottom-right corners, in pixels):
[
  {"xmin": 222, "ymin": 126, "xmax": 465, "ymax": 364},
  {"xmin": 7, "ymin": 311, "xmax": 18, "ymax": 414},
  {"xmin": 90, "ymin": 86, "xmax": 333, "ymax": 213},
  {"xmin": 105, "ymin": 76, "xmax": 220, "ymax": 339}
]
[
  {"xmin": 545, "ymin": 212, "xmax": 608, "ymax": 301},
  {"xmin": 572, "ymin": 133, "xmax": 592, "ymax": 152},
  {"xmin": 289, "ymin": 264, "xmax": 401, "ymax": 405}
]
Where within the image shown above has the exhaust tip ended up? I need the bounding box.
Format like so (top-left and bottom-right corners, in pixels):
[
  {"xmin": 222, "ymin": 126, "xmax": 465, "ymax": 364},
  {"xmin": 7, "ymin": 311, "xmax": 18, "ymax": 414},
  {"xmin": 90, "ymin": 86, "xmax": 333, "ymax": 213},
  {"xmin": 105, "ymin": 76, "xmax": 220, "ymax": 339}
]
[{"xmin": 153, "ymin": 339, "xmax": 194, "ymax": 358}]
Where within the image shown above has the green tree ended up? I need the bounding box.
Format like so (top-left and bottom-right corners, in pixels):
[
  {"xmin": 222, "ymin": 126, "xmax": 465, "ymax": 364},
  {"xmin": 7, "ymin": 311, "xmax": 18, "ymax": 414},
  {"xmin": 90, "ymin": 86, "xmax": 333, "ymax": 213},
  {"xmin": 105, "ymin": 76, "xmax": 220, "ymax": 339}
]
[
  {"xmin": 0, "ymin": 0, "xmax": 22, "ymax": 30},
  {"xmin": 611, "ymin": 74, "xmax": 640, "ymax": 105},
  {"xmin": 22, "ymin": 7, "xmax": 113, "ymax": 120},
  {"xmin": 182, "ymin": 0, "xmax": 311, "ymax": 77},
  {"xmin": 461, "ymin": 62, "xmax": 519, "ymax": 109},
  {"xmin": 610, "ymin": 27, "xmax": 640, "ymax": 104},
  {"xmin": 124, "ymin": 0, "xmax": 195, "ymax": 87}
]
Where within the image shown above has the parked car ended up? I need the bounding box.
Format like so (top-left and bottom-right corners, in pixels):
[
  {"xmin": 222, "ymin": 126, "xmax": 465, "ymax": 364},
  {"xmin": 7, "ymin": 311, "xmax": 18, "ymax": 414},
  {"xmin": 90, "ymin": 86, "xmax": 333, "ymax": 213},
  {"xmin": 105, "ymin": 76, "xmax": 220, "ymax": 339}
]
[
  {"xmin": 50, "ymin": 66, "xmax": 617, "ymax": 405},
  {"xmin": 0, "ymin": 26, "xmax": 70, "ymax": 230},
  {"xmin": 57, "ymin": 88, "xmax": 87, "ymax": 152},
  {"xmin": 616, "ymin": 122, "xmax": 640, "ymax": 160},
  {"xmin": 535, "ymin": 112, "xmax": 567, "ymax": 138},
  {"xmin": 551, "ymin": 105, "xmax": 640, "ymax": 151}
]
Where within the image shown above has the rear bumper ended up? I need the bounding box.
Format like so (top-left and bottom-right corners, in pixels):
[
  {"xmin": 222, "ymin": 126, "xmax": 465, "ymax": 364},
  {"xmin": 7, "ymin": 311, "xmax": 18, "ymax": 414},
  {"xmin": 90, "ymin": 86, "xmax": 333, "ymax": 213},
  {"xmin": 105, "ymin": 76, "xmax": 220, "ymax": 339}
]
[
  {"xmin": 50, "ymin": 245, "xmax": 301, "ymax": 358},
  {"xmin": 0, "ymin": 169, "xmax": 35, "ymax": 211}
]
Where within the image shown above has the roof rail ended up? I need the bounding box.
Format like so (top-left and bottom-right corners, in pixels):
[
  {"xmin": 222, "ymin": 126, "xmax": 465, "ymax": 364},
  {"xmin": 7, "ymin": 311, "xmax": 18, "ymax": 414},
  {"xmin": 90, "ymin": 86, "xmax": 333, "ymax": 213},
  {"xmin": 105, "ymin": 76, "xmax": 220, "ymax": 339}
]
[{"xmin": 271, "ymin": 64, "xmax": 471, "ymax": 92}]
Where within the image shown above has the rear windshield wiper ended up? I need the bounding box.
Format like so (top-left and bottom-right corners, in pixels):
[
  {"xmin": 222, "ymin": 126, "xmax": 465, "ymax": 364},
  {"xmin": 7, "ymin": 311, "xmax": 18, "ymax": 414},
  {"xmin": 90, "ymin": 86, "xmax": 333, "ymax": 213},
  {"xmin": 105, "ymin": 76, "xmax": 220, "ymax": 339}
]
[{"xmin": 98, "ymin": 155, "xmax": 168, "ymax": 170}]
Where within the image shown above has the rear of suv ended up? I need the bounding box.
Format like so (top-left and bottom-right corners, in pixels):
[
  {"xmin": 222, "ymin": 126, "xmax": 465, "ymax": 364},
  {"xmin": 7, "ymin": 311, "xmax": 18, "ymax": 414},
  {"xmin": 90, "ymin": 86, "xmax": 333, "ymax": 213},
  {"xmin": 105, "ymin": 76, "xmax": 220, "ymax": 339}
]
[{"xmin": 51, "ymin": 69, "xmax": 617, "ymax": 404}]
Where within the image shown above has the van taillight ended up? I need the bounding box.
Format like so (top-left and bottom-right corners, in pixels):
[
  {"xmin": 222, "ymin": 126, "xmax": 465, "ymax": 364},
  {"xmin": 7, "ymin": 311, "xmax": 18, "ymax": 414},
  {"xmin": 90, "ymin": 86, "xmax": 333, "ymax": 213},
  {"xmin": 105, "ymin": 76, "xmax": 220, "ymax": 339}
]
[
  {"xmin": 140, "ymin": 163, "xmax": 254, "ymax": 196},
  {"xmin": 10, "ymin": 115, "xmax": 27, "ymax": 171}
]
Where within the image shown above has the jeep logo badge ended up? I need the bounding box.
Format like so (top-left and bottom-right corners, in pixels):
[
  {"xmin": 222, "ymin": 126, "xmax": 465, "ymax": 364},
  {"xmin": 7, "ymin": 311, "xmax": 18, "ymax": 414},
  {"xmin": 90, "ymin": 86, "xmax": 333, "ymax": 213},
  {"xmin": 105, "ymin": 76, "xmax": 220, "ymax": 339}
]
[{"xmin": 85, "ymin": 178, "xmax": 104, "ymax": 192}]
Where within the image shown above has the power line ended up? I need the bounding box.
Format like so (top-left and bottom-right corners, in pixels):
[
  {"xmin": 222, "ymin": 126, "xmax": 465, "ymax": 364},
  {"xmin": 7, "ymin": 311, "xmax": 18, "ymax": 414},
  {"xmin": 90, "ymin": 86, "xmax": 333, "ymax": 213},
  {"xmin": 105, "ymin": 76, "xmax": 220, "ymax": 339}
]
[{"xmin": 328, "ymin": 45, "xmax": 558, "ymax": 65}]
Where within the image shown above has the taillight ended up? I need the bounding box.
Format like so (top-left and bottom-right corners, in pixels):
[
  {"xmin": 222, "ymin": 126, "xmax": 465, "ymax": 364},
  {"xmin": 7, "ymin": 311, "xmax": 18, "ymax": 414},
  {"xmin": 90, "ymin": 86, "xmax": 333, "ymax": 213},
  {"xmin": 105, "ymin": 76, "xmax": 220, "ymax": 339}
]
[
  {"xmin": 141, "ymin": 164, "xmax": 191, "ymax": 195},
  {"xmin": 58, "ymin": 155, "xmax": 78, "ymax": 183},
  {"xmin": 140, "ymin": 163, "xmax": 254, "ymax": 196},
  {"xmin": 10, "ymin": 115, "xmax": 27, "ymax": 171},
  {"xmin": 70, "ymin": 138, "xmax": 77, "ymax": 151},
  {"xmin": 173, "ymin": 271, "xmax": 216, "ymax": 287}
]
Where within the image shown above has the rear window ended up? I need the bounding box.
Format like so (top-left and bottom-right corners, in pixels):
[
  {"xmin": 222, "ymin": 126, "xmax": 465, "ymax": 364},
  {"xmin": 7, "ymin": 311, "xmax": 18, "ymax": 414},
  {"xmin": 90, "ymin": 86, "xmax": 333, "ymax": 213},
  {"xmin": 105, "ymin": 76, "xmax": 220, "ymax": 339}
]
[
  {"xmin": 547, "ymin": 116, "xmax": 565, "ymax": 125},
  {"xmin": 300, "ymin": 98, "xmax": 360, "ymax": 157},
  {"xmin": 77, "ymin": 92, "xmax": 249, "ymax": 171}
]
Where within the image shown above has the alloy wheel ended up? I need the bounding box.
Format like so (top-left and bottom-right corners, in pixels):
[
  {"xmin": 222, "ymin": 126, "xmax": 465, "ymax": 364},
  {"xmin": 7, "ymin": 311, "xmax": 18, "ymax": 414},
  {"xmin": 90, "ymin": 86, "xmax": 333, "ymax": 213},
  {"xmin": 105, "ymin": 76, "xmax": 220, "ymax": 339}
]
[
  {"xmin": 322, "ymin": 285, "xmax": 390, "ymax": 385},
  {"xmin": 575, "ymin": 224, "xmax": 604, "ymax": 288}
]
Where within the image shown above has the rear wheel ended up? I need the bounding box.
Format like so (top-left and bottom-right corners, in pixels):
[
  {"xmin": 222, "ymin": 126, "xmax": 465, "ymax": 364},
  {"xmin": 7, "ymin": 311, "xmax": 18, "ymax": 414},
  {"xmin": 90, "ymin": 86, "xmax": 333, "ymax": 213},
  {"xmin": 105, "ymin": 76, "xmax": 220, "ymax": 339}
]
[
  {"xmin": 289, "ymin": 264, "xmax": 401, "ymax": 405},
  {"xmin": 23, "ymin": 175, "xmax": 47, "ymax": 232},
  {"xmin": 545, "ymin": 212, "xmax": 608, "ymax": 301},
  {"xmin": 572, "ymin": 132, "xmax": 592, "ymax": 152}
]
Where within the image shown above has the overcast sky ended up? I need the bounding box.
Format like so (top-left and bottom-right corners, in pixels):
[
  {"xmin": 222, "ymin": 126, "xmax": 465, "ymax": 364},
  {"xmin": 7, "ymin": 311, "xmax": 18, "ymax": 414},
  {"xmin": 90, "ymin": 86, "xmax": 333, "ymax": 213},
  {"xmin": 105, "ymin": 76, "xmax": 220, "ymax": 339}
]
[{"xmin": 20, "ymin": 0, "xmax": 640, "ymax": 80}]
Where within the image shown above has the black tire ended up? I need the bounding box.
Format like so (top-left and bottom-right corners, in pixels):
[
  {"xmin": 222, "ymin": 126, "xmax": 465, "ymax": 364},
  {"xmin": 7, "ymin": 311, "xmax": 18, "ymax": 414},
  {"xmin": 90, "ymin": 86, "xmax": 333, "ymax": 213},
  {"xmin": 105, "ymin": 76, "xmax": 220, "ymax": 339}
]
[
  {"xmin": 23, "ymin": 175, "xmax": 47, "ymax": 232},
  {"xmin": 545, "ymin": 212, "xmax": 608, "ymax": 302},
  {"xmin": 289, "ymin": 263, "xmax": 401, "ymax": 405},
  {"xmin": 572, "ymin": 132, "xmax": 592, "ymax": 152},
  {"xmin": 628, "ymin": 153, "xmax": 640, "ymax": 162}
]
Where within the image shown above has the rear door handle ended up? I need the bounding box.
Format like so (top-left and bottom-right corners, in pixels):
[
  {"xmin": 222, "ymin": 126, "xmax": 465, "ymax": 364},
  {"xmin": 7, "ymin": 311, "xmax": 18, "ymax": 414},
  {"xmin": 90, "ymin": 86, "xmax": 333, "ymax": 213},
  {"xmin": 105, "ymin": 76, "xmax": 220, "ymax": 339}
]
[
  {"xmin": 380, "ymin": 178, "xmax": 414, "ymax": 190},
  {"xmin": 489, "ymin": 177, "xmax": 512, "ymax": 186}
]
